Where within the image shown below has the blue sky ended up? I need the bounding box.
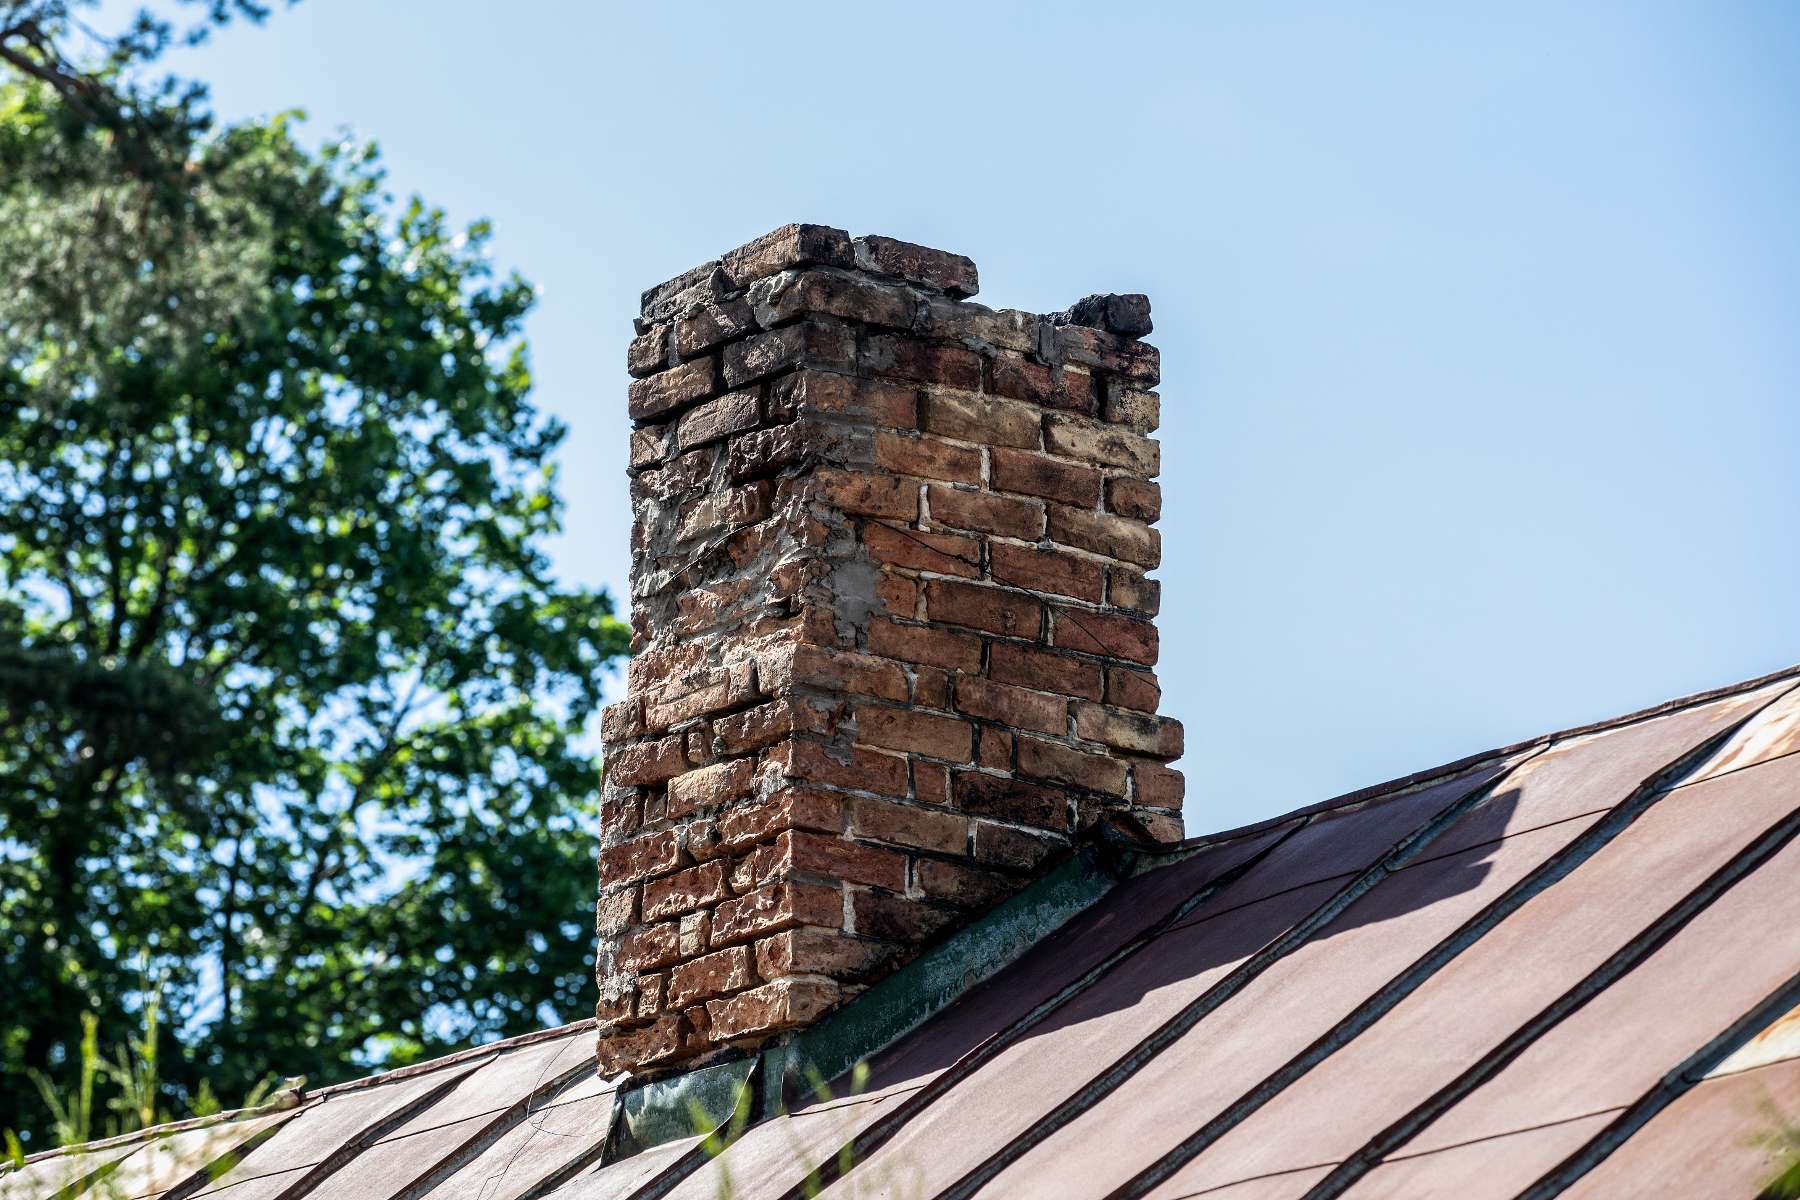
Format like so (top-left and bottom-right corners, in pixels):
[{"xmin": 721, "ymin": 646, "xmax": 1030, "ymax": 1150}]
[{"xmin": 145, "ymin": 1, "xmax": 1800, "ymax": 833}]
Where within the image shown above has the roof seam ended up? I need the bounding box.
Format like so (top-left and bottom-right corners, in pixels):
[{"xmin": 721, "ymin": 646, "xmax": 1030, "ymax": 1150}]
[
  {"xmin": 1282, "ymin": 682, "xmax": 1800, "ymax": 1200},
  {"xmin": 935, "ymin": 749, "xmax": 1542, "ymax": 1200},
  {"xmin": 1516, "ymin": 965, "xmax": 1800, "ymax": 1200}
]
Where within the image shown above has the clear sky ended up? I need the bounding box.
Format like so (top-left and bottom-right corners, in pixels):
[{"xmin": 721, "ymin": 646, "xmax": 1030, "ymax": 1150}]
[{"xmin": 142, "ymin": 1, "xmax": 1800, "ymax": 834}]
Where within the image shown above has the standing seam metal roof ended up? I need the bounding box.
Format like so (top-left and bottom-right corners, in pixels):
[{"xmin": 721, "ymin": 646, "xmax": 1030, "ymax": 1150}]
[{"xmin": 8, "ymin": 664, "xmax": 1800, "ymax": 1199}]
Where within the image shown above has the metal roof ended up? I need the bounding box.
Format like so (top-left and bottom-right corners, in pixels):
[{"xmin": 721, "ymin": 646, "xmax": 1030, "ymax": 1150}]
[{"xmin": 9, "ymin": 665, "xmax": 1800, "ymax": 1199}]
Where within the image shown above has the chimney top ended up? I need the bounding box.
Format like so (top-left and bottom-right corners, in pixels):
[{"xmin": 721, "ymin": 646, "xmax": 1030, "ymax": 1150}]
[{"xmin": 598, "ymin": 224, "xmax": 1182, "ymax": 1078}]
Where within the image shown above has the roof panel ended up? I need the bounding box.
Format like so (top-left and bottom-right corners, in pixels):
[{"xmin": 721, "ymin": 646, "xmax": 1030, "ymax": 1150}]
[
  {"xmin": 191, "ymin": 1056, "xmax": 491, "ymax": 1194},
  {"xmin": 377, "ymin": 1031, "xmax": 592, "ymax": 1138},
  {"xmin": 1557, "ymin": 1054, "xmax": 1800, "ymax": 1198},
  {"xmin": 423, "ymin": 1086, "xmax": 614, "ymax": 1200},
  {"xmin": 301, "ymin": 1111, "xmax": 497, "ymax": 1200},
  {"xmin": 1338, "ymin": 1111, "xmax": 1615, "ymax": 1200},
  {"xmin": 1401, "ymin": 758, "xmax": 1800, "ymax": 1155},
  {"xmin": 834, "ymin": 876, "xmax": 1348, "ymax": 1198},
  {"xmin": 974, "ymin": 810, "xmax": 1602, "ymax": 1197},
  {"xmin": 1146, "ymin": 745, "xmax": 1800, "ymax": 1193},
  {"xmin": 539, "ymin": 1134, "xmax": 703, "ymax": 1199},
  {"xmin": 102, "ymin": 1110, "xmax": 295, "ymax": 1200}
]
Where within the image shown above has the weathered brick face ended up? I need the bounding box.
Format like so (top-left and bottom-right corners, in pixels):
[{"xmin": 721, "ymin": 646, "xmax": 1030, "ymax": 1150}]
[{"xmin": 597, "ymin": 224, "xmax": 1184, "ymax": 1076}]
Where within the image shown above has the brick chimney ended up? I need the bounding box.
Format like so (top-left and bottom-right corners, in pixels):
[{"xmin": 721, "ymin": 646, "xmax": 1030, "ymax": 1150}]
[{"xmin": 596, "ymin": 225, "xmax": 1183, "ymax": 1076}]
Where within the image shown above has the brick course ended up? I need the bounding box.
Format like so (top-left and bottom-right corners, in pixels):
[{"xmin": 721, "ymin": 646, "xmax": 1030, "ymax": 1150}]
[{"xmin": 598, "ymin": 226, "xmax": 1183, "ymax": 1077}]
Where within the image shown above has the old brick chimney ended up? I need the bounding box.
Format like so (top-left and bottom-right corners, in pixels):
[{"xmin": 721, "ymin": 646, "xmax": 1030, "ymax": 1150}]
[{"xmin": 595, "ymin": 225, "xmax": 1184, "ymax": 1076}]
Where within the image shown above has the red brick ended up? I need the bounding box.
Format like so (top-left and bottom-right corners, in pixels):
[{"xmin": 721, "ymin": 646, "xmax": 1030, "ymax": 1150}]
[
  {"xmin": 596, "ymin": 888, "xmax": 638, "ymax": 936},
  {"xmin": 954, "ymin": 771, "xmax": 1073, "ymax": 829},
  {"xmin": 599, "ymin": 830, "xmax": 686, "ymax": 883},
  {"xmin": 717, "ymin": 787, "xmax": 845, "ymax": 851},
  {"xmin": 1103, "ymin": 387, "xmax": 1161, "ymax": 432},
  {"xmin": 1106, "ymin": 477, "xmax": 1161, "ymax": 522},
  {"xmin": 926, "ymin": 485, "xmax": 1044, "ymax": 539},
  {"xmin": 915, "ymin": 859, "xmax": 1016, "ymax": 909},
  {"xmin": 1108, "ymin": 567, "xmax": 1161, "ymax": 615},
  {"xmin": 856, "ymin": 705, "xmax": 973, "ymax": 761},
  {"xmin": 972, "ymin": 822, "xmax": 1066, "ymax": 871},
  {"xmin": 867, "ymin": 619, "xmax": 982, "ymax": 672},
  {"xmin": 878, "ymin": 572, "xmax": 920, "ymax": 617},
  {"xmin": 753, "ymin": 267, "xmax": 917, "ymax": 329},
  {"xmin": 954, "ymin": 676, "xmax": 1068, "ymax": 736},
  {"xmin": 875, "ymin": 431, "xmax": 983, "ymax": 484},
  {"xmin": 1130, "ymin": 766, "xmax": 1188, "ymax": 813},
  {"xmin": 922, "ymin": 391, "xmax": 1043, "ymax": 450},
  {"xmin": 628, "ymin": 356, "xmax": 721, "ymax": 421},
  {"xmin": 600, "ymin": 789, "xmax": 641, "ymax": 847},
  {"xmin": 984, "ymin": 355, "xmax": 1095, "ymax": 414},
  {"xmin": 711, "ymin": 880, "xmax": 843, "ymax": 946},
  {"xmin": 987, "ymin": 354, "xmax": 1054, "ymax": 404},
  {"xmin": 676, "ymin": 480, "xmax": 771, "ymax": 543},
  {"xmin": 988, "ymin": 642, "xmax": 1103, "ymax": 700},
  {"xmin": 812, "ymin": 468, "xmax": 918, "ymax": 520},
  {"xmin": 912, "ymin": 666, "xmax": 950, "ymax": 708},
  {"xmin": 596, "ymin": 1014, "xmax": 686, "ymax": 1073},
  {"xmin": 1133, "ymin": 763, "xmax": 1186, "ymax": 810},
  {"xmin": 728, "ymin": 420, "xmax": 814, "ymax": 481},
  {"xmin": 1044, "ymin": 413, "xmax": 1160, "ymax": 473},
  {"xmin": 1048, "ymin": 505, "xmax": 1160, "ymax": 569},
  {"xmin": 991, "ymin": 448, "xmax": 1102, "ymax": 507},
  {"xmin": 666, "ymin": 759, "xmax": 755, "ymax": 819},
  {"xmin": 601, "ymin": 699, "xmax": 644, "ymax": 744},
  {"xmin": 755, "ymin": 928, "xmax": 894, "ymax": 981},
  {"xmin": 635, "ymin": 973, "xmax": 666, "ymax": 1019},
  {"xmin": 720, "ymin": 224, "xmax": 855, "ymax": 287},
  {"xmin": 724, "ymin": 320, "xmax": 856, "ymax": 388},
  {"xmin": 629, "ymin": 424, "xmax": 672, "ymax": 470},
  {"xmin": 989, "ymin": 543, "xmax": 1104, "ymax": 603},
  {"xmin": 679, "ymin": 910, "xmax": 712, "ymax": 956},
  {"xmin": 789, "ymin": 645, "xmax": 909, "ymax": 702},
  {"xmin": 677, "ymin": 388, "xmax": 761, "ymax": 450},
  {"xmin": 851, "ymin": 889, "xmax": 960, "ymax": 944},
  {"xmin": 644, "ymin": 675, "xmax": 740, "ymax": 732},
  {"xmin": 714, "ymin": 698, "xmax": 833, "ymax": 756},
  {"xmin": 1055, "ymin": 324, "xmax": 1161, "ymax": 385},
  {"xmin": 773, "ymin": 371, "xmax": 918, "ymax": 428},
  {"xmin": 667, "ymin": 945, "xmax": 756, "ymax": 1008},
  {"xmin": 925, "ymin": 580, "xmax": 1042, "ymax": 639},
  {"xmin": 865, "ymin": 523, "xmax": 980, "ymax": 578},
  {"xmin": 1105, "ymin": 667, "xmax": 1162, "ymax": 714},
  {"xmin": 915, "ymin": 761, "xmax": 950, "ymax": 805},
  {"xmin": 673, "ymin": 298, "xmax": 756, "ymax": 357},
  {"xmin": 977, "ymin": 726, "xmax": 1014, "ymax": 770},
  {"xmin": 1051, "ymin": 606, "xmax": 1158, "ymax": 666},
  {"xmin": 850, "ymin": 796, "xmax": 969, "ymax": 855},
  {"xmin": 628, "ymin": 326, "xmax": 668, "ymax": 377},
  {"xmin": 642, "ymin": 861, "xmax": 729, "ymax": 921},
  {"xmin": 607, "ymin": 734, "xmax": 689, "ymax": 786},
  {"xmin": 767, "ymin": 830, "xmax": 908, "ymax": 892},
  {"xmin": 705, "ymin": 978, "xmax": 840, "ymax": 1042},
  {"xmin": 768, "ymin": 739, "xmax": 910, "ymax": 797},
  {"xmin": 853, "ymin": 234, "xmax": 978, "ymax": 297},
  {"xmin": 863, "ymin": 335, "xmax": 982, "ymax": 390},
  {"xmin": 1017, "ymin": 736, "xmax": 1128, "ymax": 795},
  {"xmin": 616, "ymin": 920, "xmax": 682, "ymax": 971},
  {"xmin": 633, "ymin": 446, "xmax": 713, "ymax": 504}
]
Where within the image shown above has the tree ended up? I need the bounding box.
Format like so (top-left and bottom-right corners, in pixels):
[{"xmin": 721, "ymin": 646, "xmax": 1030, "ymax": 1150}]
[{"xmin": 0, "ymin": 5, "xmax": 630, "ymax": 1148}]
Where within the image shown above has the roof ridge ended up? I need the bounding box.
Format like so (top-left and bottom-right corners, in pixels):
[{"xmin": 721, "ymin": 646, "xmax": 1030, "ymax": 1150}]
[{"xmin": 1166, "ymin": 661, "xmax": 1800, "ymax": 855}]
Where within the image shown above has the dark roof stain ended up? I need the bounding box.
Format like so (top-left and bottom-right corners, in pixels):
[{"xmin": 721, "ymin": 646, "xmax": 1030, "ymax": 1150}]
[{"xmin": 9, "ymin": 664, "xmax": 1800, "ymax": 1199}]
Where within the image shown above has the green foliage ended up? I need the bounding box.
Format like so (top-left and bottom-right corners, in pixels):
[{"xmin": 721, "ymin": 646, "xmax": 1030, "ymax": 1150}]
[{"xmin": 0, "ymin": 8, "xmax": 630, "ymax": 1149}]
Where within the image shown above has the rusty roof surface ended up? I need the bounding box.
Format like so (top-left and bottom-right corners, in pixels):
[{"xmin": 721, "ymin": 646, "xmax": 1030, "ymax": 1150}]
[{"xmin": 9, "ymin": 664, "xmax": 1800, "ymax": 1200}]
